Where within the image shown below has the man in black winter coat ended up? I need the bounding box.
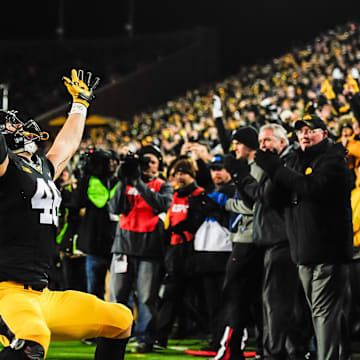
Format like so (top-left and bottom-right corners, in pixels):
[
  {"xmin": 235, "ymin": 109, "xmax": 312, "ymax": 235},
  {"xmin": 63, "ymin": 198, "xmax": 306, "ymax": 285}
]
[
  {"xmin": 236, "ymin": 123, "xmax": 311, "ymax": 359},
  {"xmin": 255, "ymin": 115, "xmax": 353, "ymax": 360}
]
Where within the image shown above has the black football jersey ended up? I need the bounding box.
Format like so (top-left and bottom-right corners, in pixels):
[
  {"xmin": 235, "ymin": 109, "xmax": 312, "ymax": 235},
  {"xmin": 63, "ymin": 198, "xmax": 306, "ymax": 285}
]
[{"xmin": 0, "ymin": 151, "xmax": 61, "ymax": 288}]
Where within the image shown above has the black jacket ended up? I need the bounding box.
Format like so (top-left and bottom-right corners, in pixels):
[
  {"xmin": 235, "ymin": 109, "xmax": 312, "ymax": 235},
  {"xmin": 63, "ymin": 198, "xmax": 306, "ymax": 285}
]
[
  {"xmin": 75, "ymin": 174, "xmax": 118, "ymax": 258},
  {"xmin": 242, "ymin": 145, "xmax": 294, "ymax": 247},
  {"xmin": 272, "ymin": 138, "xmax": 353, "ymax": 265}
]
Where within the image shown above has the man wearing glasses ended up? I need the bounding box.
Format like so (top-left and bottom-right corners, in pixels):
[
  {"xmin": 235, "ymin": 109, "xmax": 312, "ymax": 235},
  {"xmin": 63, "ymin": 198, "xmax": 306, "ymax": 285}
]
[{"xmin": 255, "ymin": 114, "xmax": 353, "ymax": 360}]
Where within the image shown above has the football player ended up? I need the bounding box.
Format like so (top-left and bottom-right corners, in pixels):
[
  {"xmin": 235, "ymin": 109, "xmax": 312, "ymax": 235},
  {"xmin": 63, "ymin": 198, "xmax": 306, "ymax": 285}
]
[{"xmin": 0, "ymin": 69, "xmax": 133, "ymax": 359}]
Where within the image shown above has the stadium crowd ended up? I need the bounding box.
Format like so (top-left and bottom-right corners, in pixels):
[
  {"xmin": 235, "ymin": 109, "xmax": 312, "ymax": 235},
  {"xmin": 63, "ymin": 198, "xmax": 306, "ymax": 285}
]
[{"xmin": 15, "ymin": 21, "xmax": 360, "ymax": 359}]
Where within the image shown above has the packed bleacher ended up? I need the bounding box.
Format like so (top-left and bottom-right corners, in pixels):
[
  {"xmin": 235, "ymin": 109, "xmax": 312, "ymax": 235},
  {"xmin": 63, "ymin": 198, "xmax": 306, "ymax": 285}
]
[
  {"xmin": 45, "ymin": 20, "xmax": 360, "ymax": 358},
  {"xmin": 2, "ymin": 20, "xmax": 360, "ymax": 359},
  {"xmin": 76, "ymin": 22, "xmax": 359, "ymax": 159}
]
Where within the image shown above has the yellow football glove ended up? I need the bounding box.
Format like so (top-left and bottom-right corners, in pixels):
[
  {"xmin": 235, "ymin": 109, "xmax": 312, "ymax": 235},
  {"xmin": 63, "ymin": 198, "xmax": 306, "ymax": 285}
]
[{"xmin": 63, "ymin": 69, "xmax": 100, "ymax": 108}]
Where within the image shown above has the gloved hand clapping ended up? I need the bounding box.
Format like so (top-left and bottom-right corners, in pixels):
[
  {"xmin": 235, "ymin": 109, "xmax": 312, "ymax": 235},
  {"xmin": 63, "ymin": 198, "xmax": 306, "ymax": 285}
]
[
  {"xmin": 255, "ymin": 149, "xmax": 283, "ymax": 177},
  {"xmin": 188, "ymin": 192, "xmax": 223, "ymax": 222},
  {"xmin": 224, "ymin": 156, "xmax": 250, "ymax": 182}
]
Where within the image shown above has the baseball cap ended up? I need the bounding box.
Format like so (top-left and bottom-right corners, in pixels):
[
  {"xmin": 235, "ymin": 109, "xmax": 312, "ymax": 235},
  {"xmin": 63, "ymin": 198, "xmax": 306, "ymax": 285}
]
[
  {"xmin": 294, "ymin": 114, "xmax": 327, "ymax": 131},
  {"xmin": 138, "ymin": 145, "xmax": 162, "ymax": 160},
  {"xmin": 208, "ymin": 154, "xmax": 234, "ymax": 170}
]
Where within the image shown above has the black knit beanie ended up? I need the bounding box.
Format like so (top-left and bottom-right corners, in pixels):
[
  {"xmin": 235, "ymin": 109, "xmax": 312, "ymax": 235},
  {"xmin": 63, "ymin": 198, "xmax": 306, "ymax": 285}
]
[{"xmin": 232, "ymin": 126, "xmax": 259, "ymax": 150}]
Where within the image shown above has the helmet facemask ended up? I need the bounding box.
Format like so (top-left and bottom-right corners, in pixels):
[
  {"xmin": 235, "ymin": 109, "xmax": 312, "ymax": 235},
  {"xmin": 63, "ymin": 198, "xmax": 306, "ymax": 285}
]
[{"xmin": 0, "ymin": 110, "xmax": 49, "ymax": 154}]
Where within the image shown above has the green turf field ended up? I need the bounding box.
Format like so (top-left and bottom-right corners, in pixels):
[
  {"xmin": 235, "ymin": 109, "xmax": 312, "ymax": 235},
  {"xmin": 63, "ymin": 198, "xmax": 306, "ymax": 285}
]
[
  {"xmin": 45, "ymin": 339, "xmax": 360, "ymax": 360},
  {"xmin": 2, "ymin": 338, "xmax": 360, "ymax": 359},
  {"xmin": 46, "ymin": 339, "xmax": 212, "ymax": 359}
]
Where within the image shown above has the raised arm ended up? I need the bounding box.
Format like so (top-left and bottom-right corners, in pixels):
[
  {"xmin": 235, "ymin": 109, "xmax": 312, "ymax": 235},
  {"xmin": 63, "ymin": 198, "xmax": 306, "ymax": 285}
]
[
  {"xmin": 212, "ymin": 94, "xmax": 232, "ymax": 153},
  {"xmin": 46, "ymin": 69, "xmax": 100, "ymax": 180}
]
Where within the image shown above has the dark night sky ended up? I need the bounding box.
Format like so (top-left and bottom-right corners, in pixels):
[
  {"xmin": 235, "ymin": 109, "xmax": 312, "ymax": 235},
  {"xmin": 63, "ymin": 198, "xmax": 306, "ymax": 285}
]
[{"xmin": 1, "ymin": 0, "xmax": 359, "ymax": 74}]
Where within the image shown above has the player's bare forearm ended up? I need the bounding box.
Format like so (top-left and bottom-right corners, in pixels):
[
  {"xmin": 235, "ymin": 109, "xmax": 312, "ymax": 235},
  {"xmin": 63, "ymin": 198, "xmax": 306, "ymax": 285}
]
[
  {"xmin": 47, "ymin": 68, "xmax": 100, "ymax": 180},
  {"xmin": 46, "ymin": 113, "xmax": 86, "ymax": 180}
]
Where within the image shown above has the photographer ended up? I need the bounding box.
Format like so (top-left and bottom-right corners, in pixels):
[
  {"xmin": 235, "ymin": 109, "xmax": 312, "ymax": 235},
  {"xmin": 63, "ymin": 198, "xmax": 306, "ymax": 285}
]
[
  {"xmin": 109, "ymin": 145, "xmax": 173, "ymax": 353},
  {"xmin": 74, "ymin": 147, "xmax": 120, "ymax": 300}
]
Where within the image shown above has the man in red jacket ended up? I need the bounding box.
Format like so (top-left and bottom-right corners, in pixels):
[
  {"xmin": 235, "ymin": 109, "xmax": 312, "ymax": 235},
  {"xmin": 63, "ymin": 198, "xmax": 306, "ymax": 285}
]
[
  {"xmin": 154, "ymin": 157, "xmax": 204, "ymax": 348},
  {"xmin": 109, "ymin": 145, "xmax": 173, "ymax": 353}
]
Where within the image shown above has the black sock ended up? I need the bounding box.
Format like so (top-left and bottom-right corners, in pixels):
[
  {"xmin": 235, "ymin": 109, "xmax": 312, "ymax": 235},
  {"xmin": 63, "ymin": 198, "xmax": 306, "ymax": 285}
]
[{"xmin": 95, "ymin": 337, "xmax": 129, "ymax": 360}]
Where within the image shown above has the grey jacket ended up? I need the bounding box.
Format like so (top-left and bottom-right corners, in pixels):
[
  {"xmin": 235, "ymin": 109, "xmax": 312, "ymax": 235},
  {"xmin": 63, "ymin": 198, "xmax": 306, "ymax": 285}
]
[{"xmin": 225, "ymin": 160, "xmax": 263, "ymax": 243}]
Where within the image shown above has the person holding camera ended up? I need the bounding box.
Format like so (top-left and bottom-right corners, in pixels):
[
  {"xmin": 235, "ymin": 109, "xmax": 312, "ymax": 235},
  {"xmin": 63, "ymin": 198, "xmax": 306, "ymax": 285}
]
[
  {"xmin": 74, "ymin": 148, "xmax": 119, "ymax": 301},
  {"xmin": 75, "ymin": 148, "xmax": 117, "ymax": 299},
  {"xmin": 109, "ymin": 145, "xmax": 173, "ymax": 353}
]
